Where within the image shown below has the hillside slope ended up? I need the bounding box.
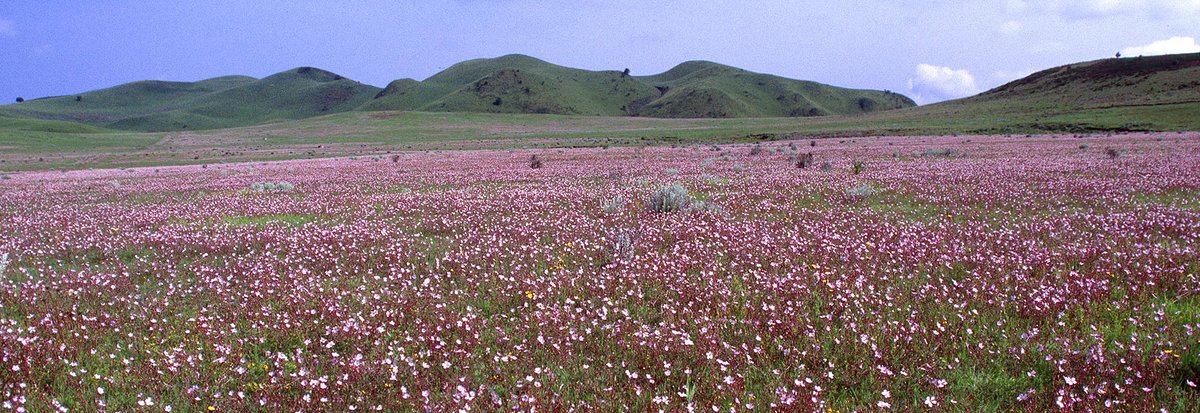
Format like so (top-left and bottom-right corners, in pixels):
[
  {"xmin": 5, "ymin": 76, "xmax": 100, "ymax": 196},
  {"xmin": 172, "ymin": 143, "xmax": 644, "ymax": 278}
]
[
  {"xmin": 362, "ymin": 55, "xmax": 662, "ymax": 115},
  {"xmin": 636, "ymin": 61, "xmax": 913, "ymax": 118},
  {"xmin": 964, "ymin": 52, "xmax": 1200, "ymax": 108},
  {"xmin": 2, "ymin": 68, "xmax": 380, "ymax": 132},
  {"xmin": 362, "ymin": 54, "xmax": 914, "ymax": 117}
]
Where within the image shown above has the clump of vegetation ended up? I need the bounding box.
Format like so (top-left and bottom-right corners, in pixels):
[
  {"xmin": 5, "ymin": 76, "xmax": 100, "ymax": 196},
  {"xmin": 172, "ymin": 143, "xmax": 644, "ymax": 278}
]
[
  {"xmin": 602, "ymin": 196, "xmax": 625, "ymax": 213},
  {"xmin": 820, "ymin": 161, "xmax": 833, "ymax": 172},
  {"xmin": 1079, "ymin": 144, "xmax": 1090, "ymax": 150},
  {"xmin": 0, "ymin": 252, "xmax": 8, "ymax": 274},
  {"xmin": 248, "ymin": 181, "xmax": 295, "ymax": 192},
  {"xmin": 1105, "ymin": 147, "xmax": 1121, "ymax": 159},
  {"xmin": 852, "ymin": 161, "xmax": 866, "ymax": 175},
  {"xmin": 845, "ymin": 183, "xmax": 877, "ymax": 198},
  {"xmin": 646, "ymin": 184, "xmax": 692, "ymax": 213},
  {"xmin": 391, "ymin": 154, "xmax": 401, "ymax": 163},
  {"xmin": 749, "ymin": 145, "xmax": 765, "ymax": 156},
  {"xmin": 920, "ymin": 148, "xmax": 958, "ymax": 157},
  {"xmin": 645, "ymin": 184, "xmax": 724, "ymax": 215},
  {"xmin": 607, "ymin": 231, "xmax": 636, "ymax": 263},
  {"xmin": 530, "ymin": 154, "xmax": 543, "ymax": 169},
  {"xmin": 791, "ymin": 152, "xmax": 814, "ymax": 169},
  {"xmin": 686, "ymin": 200, "xmax": 724, "ymax": 214}
]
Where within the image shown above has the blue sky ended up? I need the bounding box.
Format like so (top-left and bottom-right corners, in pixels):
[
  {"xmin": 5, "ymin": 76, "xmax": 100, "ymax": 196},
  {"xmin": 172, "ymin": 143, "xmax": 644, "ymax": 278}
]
[{"xmin": 1, "ymin": 0, "xmax": 1197, "ymax": 105}]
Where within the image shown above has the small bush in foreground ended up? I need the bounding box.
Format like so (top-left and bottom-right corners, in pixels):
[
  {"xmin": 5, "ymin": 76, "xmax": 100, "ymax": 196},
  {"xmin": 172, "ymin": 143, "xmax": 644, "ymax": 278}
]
[
  {"xmin": 602, "ymin": 196, "xmax": 625, "ymax": 213},
  {"xmin": 852, "ymin": 161, "xmax": 866, "ymax": 175},
  {"xmin": 248, "ymin": 181, "xmax": 295, "ymax": 192},
  {"xmin": 846, "ymin": 183, "xmax": 876, "ymax": 199},
  {"xmin": 646, "ymin": 184, "xmax": 692, "ymax": 213}
]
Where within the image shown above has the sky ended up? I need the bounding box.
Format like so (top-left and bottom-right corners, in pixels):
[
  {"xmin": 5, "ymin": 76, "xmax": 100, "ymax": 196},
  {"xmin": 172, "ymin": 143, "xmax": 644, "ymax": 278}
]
[{"xmin": 1, "ymin": 1, "xmax": 1198, "ymax": 105}]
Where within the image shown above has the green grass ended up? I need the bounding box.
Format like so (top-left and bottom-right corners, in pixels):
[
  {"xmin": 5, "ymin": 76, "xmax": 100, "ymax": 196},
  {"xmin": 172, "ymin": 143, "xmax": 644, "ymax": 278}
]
[
  {"xmin": 1, "ymin": 98, "xmax": 1198, "ymax": 173},
  {"xmin": 221, "ymin": 214, "xmax": 320, "ymax": 227}
]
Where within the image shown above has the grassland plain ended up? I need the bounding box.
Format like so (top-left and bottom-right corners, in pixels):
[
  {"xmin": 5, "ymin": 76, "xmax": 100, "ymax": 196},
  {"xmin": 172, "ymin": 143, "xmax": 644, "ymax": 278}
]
[
  {"xmin": 1, "ymin": 133, "xmax": 1198, "ymax": 411},
  {"xmin": 2, "ymin": 97, "xmax": 1199, "ymax": 173}
]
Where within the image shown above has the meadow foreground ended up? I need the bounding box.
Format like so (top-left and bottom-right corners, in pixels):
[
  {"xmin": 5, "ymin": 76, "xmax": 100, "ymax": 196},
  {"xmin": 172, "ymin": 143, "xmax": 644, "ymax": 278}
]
[{"xmin": 1, "ymin": 133, "xmax": 1198, "ymax": 411}]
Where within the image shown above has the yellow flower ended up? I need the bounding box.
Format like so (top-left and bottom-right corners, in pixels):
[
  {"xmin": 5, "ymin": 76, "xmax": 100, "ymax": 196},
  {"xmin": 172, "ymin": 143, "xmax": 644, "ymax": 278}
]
[
  {"xmin": 525, "ymin": 291, "xmax": 536, "ymax": 299},
  {"xmin": 208, "ymin": 407, "xmax": 216, "ymax": 411}
]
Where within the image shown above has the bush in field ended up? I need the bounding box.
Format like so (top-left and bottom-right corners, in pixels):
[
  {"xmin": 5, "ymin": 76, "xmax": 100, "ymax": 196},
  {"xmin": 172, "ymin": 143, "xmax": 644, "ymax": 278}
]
[
  {"xmin": 852, "ymin": 160, "xmax": 866, "ymax": 175},
  {"xmin": 749, "ymin": 145, "xmax": 765, "ymax": 156},
  {"xmin": 686, "ymin": 200, "xmax": 724, "ymax": 214},
  {"xmin": 602, "ymin": 196, "xmax": 625, "ymax": 213},
  {"xmin": 0, "ymin": 252, "xmax": 8, "ymax": 274},
  {"xmin": 249, "ymin": 181, "xmax": 295, "ymax": 192},
  {"xmin": 608, "ymin": 231, "xmax": 636, "ymax": 262},
  {"xmin": 920, "ymin": 148, "xmax": 957, "ymax": 157},
  {"xmin": 646, "ymin": 184, "xmax": 692, "ymax": 213},
  {"xmin": 846, "ymin": 183, "xmax": 876, "ymax": 199},
  {"xmin": 820, "ymin": 161, "xmax": 833, "ymax": 172},
  {"xmin": 1105, "ymin": 147, "xmax": 1121, "ymax": 159},
  {"xmin": 791, "ymin": 152, "xmax": 814, "ymax": 169},
  {"xmin": 530, "ymin": 154, "xmax": 543, "ymax": 169}
]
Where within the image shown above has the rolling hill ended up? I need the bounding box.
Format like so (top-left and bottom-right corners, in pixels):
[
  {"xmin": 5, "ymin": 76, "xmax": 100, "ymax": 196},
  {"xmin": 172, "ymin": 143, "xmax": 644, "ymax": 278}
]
[
  {"xmin": 966, "ymin": 52, "xmax": 1200, "ymax": 107},
  {"xmin": 363, "ymin": 54, "xmax": 915, "ymax": 117},
  {"xmin": 1, "ymin": 68, "xmax": 380, "ymax": 132}
]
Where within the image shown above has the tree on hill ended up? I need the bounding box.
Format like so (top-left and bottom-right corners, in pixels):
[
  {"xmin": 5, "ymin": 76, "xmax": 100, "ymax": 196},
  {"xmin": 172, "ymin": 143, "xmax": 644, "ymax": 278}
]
[{"xmin": 15, "ymin": 97, "xmax": 23, "ymax": 103}]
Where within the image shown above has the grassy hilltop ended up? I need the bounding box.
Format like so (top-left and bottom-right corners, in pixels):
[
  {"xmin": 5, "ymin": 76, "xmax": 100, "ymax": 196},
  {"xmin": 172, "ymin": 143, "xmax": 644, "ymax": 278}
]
[
  {"xmin": 2, "ymin": 55, "xmax": 912, "ymax": 133},
  {"xmin": 364, "ymin": 54, "xmax": 913, "ymax": 118},
  {"xmin": 1, "ymin": 68, "xmax": 381, "ymax": 132}
]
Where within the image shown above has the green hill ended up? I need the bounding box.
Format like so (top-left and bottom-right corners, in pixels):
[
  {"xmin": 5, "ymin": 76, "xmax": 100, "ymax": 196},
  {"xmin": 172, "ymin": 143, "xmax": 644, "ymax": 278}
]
[
  {"xmin": 635, "ymin": 61, "xmax": 913, "ymax": 118},
  {"xmin": 110, "ymin": 67, "xmax": 381, "ymax": 131},
  {"xmin": 362, "ymin": 54, "xmax": 662, "ymax": 115},
  {"xmin": 0, "ymin": 111, "xmax": 109, "ymax": 134},
  {"xmin": 1, "ymin": 76, "xmax": 256, "ymax": 124},
  {"xmin": 964, "ymin": 52, "xmax": 1200, "ymax": 108},
  {"xmin": 1, "ymin": 68, "xmax": 380, "ymax": 132},
  {"xmin": 361, "ymin": 54, "xmax": 914, "ymax": 117}
]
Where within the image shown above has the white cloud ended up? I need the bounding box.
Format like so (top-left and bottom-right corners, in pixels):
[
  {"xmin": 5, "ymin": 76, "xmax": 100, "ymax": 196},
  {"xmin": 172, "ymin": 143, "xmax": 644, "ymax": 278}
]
[
  {"xmin": 0, "ymin": 17, "xmax": 16, "ymax": 37},
  {"xmin": 907, "ymin": 64, "xmax": 979, "ymax": 105},
  {"xmin": 1120, "ymin": 36, "xmax": 1200, "ymax": 56},
  {"xmin": 999, "ymin": 20, "xmax": 1023, "ymax": 35}
]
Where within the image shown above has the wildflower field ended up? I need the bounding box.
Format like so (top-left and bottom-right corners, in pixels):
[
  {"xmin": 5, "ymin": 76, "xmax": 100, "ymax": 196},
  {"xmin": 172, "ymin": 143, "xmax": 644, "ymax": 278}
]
[{"xmin": 1, "ymin": 133, "xmax": 1199, "ymax": 411}]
